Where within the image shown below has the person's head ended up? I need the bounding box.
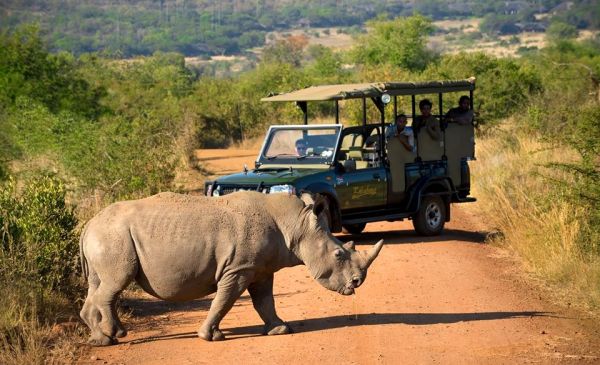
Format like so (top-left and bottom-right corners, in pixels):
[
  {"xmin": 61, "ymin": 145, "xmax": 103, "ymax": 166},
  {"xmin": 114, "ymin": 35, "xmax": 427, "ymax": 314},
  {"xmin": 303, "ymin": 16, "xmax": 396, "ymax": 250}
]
[
  {"xmin": 458, "ymin": 95, "xmax": 470, "ymax": 110},
  {"xmin": 419, "ymin": 99, "xmax": 432, "ymax": 116},
  {"xmin": 395, "ymin": 114, "xmax": 407, "ymax": 130},
  {"xmin": 295, "ymin": 138, "xmax": 308, "ymax": 155}
]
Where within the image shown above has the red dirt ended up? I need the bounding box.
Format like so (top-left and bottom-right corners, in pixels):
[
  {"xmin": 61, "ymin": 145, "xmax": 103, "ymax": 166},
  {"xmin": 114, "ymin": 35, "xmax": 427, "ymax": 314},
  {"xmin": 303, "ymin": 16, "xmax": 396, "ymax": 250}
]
[{"xmin": 80, "ymin": 149, "xmax": 600, "ymax": 365}]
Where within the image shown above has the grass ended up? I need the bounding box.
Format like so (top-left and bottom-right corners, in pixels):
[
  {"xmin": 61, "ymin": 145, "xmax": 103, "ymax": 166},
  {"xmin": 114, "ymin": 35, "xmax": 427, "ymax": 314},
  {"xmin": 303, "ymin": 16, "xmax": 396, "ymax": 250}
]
[
  {"xmin": 471, "ymin": 124, "xmax": 600, "ymax": 312},
  {"xmin": 0, "ymin": 283, "xmax": 87, "ymax": 365}
]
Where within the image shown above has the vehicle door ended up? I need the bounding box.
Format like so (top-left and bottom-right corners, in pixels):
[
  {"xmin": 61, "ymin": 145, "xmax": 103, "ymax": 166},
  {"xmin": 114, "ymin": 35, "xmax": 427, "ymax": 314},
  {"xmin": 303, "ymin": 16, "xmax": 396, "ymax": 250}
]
[{"xmin": 334, "ymin": 164, "xmax": 387, "ymax": 211}]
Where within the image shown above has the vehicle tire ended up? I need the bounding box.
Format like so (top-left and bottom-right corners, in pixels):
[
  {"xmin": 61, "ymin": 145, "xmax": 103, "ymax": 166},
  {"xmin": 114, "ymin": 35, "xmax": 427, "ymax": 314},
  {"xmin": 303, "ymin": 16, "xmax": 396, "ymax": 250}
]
[
  {"xmin": 412, "ymin": 196, "xmax": 446, "ymax": 236},
  {"xmin": 342, "ymin": 223, "xmax": 366, "ymax": 235}
]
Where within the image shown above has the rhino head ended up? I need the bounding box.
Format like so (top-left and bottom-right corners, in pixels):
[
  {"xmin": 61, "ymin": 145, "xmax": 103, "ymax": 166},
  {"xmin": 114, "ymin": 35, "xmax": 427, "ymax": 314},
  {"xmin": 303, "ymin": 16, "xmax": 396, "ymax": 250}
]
[{"xmin": 293, "ymin": 193, "xmax": 384, "ymax": 295}]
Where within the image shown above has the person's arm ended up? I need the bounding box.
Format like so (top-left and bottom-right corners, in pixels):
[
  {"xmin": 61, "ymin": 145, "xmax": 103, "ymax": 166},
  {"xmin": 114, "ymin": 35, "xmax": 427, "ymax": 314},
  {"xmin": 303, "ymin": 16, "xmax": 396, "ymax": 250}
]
[
  {"xmin": 398, "ymin": 134, "xmax": 412, "ymax": 152},
  {"xmin": 455, "ymin": 110, "xmax": 474, "ymax": 125},
  {"xmin": 426, "ymin": 117, "xmax": 442, "ymax": 141}
]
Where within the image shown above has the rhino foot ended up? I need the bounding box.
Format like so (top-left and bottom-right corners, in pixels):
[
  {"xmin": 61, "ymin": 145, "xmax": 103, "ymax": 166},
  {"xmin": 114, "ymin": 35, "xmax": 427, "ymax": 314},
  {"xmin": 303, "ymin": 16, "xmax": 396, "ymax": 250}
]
[
  {"xmin": 87, "ymin": 332, "xmax": 116, "ymax": 347},
  {"xmin": 197, "ymin": 328, "xmax": 225, "ymax": 341},
  {"xmin": 115, "ymin": 327, "xmax": 127, "ymax": 338},
  {"xmin": 266, "ymin": 323, "xmax": 292, "ymax": 336}
]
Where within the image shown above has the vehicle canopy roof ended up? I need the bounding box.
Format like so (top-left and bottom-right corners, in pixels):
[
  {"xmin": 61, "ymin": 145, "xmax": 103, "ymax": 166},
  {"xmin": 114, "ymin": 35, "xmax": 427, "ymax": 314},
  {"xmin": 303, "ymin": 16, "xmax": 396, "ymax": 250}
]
[{"xmin": 261, "ymin": 77, "xmax": 476, "ymax": 102}]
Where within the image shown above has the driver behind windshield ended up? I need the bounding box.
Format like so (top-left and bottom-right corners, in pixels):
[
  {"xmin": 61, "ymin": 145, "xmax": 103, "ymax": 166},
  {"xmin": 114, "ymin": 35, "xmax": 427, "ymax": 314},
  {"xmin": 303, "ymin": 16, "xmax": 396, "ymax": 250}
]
[{"xmin": 295, "ymin": 139, "xmax": 308, "ymax": 156}]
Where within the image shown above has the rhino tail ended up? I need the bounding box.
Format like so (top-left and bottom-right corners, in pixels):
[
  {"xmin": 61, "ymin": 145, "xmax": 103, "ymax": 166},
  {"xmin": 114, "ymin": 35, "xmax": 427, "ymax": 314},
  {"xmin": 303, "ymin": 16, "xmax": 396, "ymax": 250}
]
[{"xmin": 79, "ymin": 222, "xmax": 90, "ymax": 279}]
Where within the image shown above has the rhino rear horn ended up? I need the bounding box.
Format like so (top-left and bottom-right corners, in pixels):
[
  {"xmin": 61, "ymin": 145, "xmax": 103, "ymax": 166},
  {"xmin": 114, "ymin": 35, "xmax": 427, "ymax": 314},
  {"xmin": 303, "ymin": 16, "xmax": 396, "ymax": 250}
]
[
  {"xmin": 343, "ymin": 240, "xmax": 355, "ymax": 251},
  {"xmin": 362, "ymin": 239, "xmax": 384, "ymax": 269}
]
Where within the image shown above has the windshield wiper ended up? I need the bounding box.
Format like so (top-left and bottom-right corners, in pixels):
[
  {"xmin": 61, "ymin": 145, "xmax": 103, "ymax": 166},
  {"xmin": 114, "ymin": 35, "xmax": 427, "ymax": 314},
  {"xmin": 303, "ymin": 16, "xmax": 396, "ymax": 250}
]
[
  {"xmin": 266, "ymin": 153, "xmax": 297, "ymax": 160},
  {"xmin": 296, "ymin": 154, "xmax": 307, "ymax": 160}
]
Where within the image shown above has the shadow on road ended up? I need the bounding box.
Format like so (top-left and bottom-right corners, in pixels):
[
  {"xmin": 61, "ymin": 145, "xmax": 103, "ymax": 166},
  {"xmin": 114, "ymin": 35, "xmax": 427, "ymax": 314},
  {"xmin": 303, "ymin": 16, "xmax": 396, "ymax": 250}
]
[
  {"xmin": 339, "ymin": 228, "xmax": 488, "ymax": 245},
  {"xmin": 121, "ymin": 291, "xmax": 306, "ymax": 318},
  {"xmin": 125, "ymin": 311, "xmax": 550, "ymax": 344},
  {"xmin": 227, "ymin": 311, "xmax": 551, "ymax": 337}
]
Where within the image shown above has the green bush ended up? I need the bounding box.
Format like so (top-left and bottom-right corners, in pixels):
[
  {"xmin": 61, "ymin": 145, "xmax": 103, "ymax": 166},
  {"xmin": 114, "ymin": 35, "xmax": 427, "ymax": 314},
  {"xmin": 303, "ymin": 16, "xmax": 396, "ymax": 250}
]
[
  {"xmin": 351, "ymin": 15, "xmax": 436, "ymax": 72},
  {"xmin": 0, "ymin": 175, "xmax": 79, "ymax": 294}
]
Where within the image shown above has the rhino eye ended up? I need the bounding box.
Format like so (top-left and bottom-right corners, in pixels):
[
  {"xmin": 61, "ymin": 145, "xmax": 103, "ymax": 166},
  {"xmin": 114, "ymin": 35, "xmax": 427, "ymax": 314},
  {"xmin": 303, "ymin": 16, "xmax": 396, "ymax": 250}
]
[{"xmin": 334, "ymin": 248, "xmax": 344, "ymax": 260}]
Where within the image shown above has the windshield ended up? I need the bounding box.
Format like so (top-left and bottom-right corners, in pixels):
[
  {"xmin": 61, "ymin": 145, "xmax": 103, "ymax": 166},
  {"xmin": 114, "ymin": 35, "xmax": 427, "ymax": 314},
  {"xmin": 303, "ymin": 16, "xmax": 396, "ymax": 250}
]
[{"xmin": 259, "ymin": 125, "xmax": 341, "ymax": 166}]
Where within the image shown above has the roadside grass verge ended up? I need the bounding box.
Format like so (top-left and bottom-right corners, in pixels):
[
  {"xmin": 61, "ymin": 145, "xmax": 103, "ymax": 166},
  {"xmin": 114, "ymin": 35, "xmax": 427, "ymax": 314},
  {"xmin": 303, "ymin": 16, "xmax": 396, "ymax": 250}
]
[{"xmin": 471, "ymin": 125, "xmax": 600, "ymax": 312}]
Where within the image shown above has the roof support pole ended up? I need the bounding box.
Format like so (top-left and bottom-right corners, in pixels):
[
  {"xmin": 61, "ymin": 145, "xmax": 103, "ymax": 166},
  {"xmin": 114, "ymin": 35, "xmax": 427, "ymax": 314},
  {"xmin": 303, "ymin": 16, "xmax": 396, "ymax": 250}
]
[
  {"xmin": 296, "ymin": 101, "xmax": 308, "ymax": 125},
  {"xmin": 439, "ymin": 92, "xmax": 446, "ymax": 159},
  {"xmin": 335, "ymin": 100, "xmax": 339, "ymax": 124},
  {"xmin": 362, "ymin": 98, "xmax": 367, "ymax": 126},
  {"xmin": 469, "ymin": 90, "xmax": 474, "ymax": 110},
  {"xmin": 393, "ymin": 96, "xmax": 397, "ymax": 118},
  {"xmin": 412, "ymin": 94, "xmax": 419, "ymax": 161},
  {"xmin": 371, "ymin": 97, "xmax": 386, "ymax": 162}
]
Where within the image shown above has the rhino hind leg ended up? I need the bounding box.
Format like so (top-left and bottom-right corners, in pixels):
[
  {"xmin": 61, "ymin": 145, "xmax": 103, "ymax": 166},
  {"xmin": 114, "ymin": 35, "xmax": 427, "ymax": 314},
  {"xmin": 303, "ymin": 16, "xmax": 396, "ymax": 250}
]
[
  {"xmin": 80, "ymin": 271, "xmax": 100, "ymax": 330},
  {"xmin": 81, "ymin": 239, "xmax": 138, "ymax": 346},
  {"xmin": 80, "ymin": 268, "xmax": 120, "ymax": 346},
  {"xmin": 197, "ymin": 272, "xmax": 252, "ymax": 341},
  {"xmin": 248, "ymin": 275, "xmax": 291, "ymax": 336}
]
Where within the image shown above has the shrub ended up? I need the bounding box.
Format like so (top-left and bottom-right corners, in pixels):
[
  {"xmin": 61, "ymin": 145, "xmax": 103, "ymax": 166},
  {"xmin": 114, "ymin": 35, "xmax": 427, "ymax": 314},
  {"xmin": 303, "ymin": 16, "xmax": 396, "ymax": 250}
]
[{"xmin": 0, "ymin": 175, "xmax": 79, "ymax": 294}]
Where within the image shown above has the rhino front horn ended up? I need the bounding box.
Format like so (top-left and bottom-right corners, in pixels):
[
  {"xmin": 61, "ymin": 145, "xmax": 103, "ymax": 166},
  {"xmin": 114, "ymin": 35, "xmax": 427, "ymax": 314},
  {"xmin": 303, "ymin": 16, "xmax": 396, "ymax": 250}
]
[{"xmin": 363, "ymin": 239, "xmax": 384, "ymax": 269}]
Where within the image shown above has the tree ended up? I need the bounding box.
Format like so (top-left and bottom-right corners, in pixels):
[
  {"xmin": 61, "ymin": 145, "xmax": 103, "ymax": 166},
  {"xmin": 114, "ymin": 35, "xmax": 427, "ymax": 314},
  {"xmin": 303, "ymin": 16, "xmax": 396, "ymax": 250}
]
[
  {"xmin": 261, "ymin": 35, "xmax": 309, "ymax": 67},
  {"xmin": 546, "ymin": 21, "xmax": 578, "ymax": 43},
  {"xmin": 351, "ymin": 15, "xmax": 435, "ymax": 71}
]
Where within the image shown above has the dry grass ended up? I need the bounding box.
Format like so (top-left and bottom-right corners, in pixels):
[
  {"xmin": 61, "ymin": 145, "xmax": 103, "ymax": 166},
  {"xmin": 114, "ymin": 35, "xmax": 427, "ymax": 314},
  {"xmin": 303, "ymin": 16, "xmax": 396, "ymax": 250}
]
[
  {"xmin": 266, "ymin": 27, "xmax": 355, "ymax": 51},
  {"xmin": 471, "ymin": 125, "xmax": 600, "ymax": 312},
  {"xmin": 0, "ymin": 290, "xmax": 87, "ymax": 365}
]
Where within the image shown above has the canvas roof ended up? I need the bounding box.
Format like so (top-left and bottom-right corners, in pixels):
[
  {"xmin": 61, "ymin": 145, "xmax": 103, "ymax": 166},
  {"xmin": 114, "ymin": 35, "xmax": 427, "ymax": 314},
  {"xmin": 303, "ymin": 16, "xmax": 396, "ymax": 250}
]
[{"xmin": 261, "ymin": 77, "xmax": 476, "ymax": 102}]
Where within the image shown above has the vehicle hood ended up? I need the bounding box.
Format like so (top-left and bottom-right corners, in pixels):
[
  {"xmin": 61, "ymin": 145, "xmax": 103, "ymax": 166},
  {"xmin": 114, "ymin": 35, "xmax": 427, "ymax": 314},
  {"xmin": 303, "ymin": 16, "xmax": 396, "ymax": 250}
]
[{"xmin": 216, "ymin": 167, "xmax": 327, "ymax": 185}]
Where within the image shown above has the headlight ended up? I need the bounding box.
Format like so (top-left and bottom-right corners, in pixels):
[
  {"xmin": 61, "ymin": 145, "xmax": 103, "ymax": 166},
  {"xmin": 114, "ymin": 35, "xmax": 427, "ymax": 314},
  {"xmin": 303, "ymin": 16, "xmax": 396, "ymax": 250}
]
[
  {"xmin": 269, "ymin": 184, "xmax": 296, "ymax": 195},
  {"xmin": 206, "ymin": 184, "xmax": 213, "ymax": 196},
  {"xmin": 213, "ymin": 186, "xmax": 221, "ymax": 196}
]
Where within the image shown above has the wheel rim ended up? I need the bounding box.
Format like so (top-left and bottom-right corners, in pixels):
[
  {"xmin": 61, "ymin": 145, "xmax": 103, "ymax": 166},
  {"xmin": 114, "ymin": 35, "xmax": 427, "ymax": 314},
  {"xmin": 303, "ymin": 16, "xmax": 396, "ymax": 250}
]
[{"xmin": 425, "ymin": 202, "xmax": 441, "ymax": 229}]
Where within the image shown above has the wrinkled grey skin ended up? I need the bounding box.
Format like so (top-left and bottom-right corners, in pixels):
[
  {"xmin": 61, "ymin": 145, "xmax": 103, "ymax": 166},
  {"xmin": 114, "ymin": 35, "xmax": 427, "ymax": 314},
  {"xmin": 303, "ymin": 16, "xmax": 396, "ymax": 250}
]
[{"xmin": 80, "ymin": 191, "xmax": 383, "ymax": 346}]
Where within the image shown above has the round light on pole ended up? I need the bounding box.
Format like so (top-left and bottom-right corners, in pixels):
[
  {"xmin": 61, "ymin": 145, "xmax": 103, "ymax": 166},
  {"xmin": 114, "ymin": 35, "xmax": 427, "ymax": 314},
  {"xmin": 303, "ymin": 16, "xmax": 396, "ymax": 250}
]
[{"xmin": 381, "ymin": 93, "xmax": 391, "ymax": 105}]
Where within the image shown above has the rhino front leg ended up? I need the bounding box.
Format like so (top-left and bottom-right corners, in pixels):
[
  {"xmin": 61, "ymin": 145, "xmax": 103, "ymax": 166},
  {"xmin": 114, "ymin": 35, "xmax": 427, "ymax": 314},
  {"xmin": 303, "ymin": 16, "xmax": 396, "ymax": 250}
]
[
  {"xmin": 197, "ymin": 272, "xmax": 251, "ymax": 341},
  {"xmin": 248, "ymin": 274, "xmax": 291, "ymax": 336}
]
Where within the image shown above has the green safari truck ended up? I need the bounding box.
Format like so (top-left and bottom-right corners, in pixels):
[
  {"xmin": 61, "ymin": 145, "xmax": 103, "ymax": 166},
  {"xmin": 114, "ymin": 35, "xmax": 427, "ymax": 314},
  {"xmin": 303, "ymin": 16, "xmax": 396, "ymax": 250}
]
[{"xmin": 205, "ymin": 78, "xmax": 477, "ymax": 236}]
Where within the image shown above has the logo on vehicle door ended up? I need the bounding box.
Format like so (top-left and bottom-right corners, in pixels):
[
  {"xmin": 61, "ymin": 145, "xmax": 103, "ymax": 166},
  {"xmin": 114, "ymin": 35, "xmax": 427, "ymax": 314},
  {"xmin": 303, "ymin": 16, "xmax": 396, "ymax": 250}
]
[{"xmin": 351, "ymin": 186, "xmax": 377, "ymax": 199}]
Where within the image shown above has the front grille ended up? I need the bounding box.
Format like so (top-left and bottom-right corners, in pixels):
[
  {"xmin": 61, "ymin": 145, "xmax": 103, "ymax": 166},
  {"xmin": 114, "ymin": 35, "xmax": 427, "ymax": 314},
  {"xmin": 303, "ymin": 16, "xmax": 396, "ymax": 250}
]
[{"xmin": 218, "ymin": 185, "xmax": 263, "ymax": 196}]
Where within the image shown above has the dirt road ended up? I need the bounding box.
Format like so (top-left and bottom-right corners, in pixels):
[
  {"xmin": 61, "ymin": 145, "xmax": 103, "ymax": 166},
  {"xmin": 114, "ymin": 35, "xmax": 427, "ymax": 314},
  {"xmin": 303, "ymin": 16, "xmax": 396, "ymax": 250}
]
[{"xmin": 82, "ymin": 150, "xmax": 600, "ymax": 364}]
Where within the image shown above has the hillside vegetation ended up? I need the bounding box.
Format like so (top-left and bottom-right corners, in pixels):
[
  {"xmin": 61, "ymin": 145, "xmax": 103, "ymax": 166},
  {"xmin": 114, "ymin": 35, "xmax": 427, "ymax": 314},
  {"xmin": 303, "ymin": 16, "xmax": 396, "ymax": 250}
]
[
  {"xmin": 0, "ymin": 12, "xmax": 599, "ymax": 363},
  {"xmin": 1, "ymin": 0, "xmax": 598, "ymax": 57}
]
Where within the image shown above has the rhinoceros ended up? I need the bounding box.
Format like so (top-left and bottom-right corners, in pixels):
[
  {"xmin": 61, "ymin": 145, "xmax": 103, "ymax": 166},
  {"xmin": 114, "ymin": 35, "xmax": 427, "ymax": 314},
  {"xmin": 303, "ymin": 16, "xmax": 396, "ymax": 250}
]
[{"xmin": 79, "ymin": 191, "xmax": 383, "ymax": 346}]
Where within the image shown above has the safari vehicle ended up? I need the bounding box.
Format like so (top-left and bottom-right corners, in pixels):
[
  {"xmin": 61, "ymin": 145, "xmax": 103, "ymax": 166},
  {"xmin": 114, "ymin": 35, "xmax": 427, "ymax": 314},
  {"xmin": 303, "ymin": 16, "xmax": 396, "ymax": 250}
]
[{"xmin": 204, "ymin": 78, "xmax": 477, "ymax": 236}]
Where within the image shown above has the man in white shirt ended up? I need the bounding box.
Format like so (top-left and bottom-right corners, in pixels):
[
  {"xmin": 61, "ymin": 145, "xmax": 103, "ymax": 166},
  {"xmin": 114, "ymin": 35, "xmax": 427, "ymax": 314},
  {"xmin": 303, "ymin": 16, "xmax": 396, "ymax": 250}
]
[{"xmin": 385, "ymin": 114, "xmax": 415, "ymax": 152}]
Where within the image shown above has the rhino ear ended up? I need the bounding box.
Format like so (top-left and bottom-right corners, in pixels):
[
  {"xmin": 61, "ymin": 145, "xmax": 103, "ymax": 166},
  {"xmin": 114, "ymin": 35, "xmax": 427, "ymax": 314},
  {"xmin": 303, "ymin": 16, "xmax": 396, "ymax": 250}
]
[
  {"xmin": 300, "ymin": 191, "xmax": 315, "ymax": 206},
  {"xmin": 312, "ymin": 194, "xmax": 327, "ymax": 217},
  {"xmin": 342, "ymin": 241, "xmax": 355, "ymax": 251}
]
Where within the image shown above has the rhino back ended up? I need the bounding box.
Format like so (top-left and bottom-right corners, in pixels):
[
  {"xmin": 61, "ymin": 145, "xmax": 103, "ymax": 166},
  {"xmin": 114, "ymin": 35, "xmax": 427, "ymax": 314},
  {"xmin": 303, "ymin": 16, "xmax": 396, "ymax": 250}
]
[{"xmin": 125, "ymin": 193, "xmax": 287, "ymax": 301}]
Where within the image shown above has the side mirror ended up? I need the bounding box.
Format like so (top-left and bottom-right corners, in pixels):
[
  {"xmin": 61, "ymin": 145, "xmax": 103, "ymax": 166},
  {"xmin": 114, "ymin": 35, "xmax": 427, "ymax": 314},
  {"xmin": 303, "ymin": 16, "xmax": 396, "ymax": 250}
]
[{"xmin": 343, "ymin": 159, "xmax": 357, "ymax": 173}]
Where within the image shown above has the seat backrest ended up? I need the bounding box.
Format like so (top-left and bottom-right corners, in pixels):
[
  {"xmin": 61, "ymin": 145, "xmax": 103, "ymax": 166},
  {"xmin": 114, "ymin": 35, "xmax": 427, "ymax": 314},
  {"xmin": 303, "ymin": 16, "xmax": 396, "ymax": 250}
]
[
  {"xmin": 364, "ymin": 134, "xmax": 379, "ymax": 148},
  {"xmin": 347, "ymin": 147, "xmax": 363, "ymax": 161},
  {"xmin": 387, "ymin": 137, "xmax": 416, "ymax": 192},
  {"xmin": 341, "ymin": 133, "xmax": 364, "ymax": 150},
  {"xmin": 444, "ymin": 123, "xmax": 475, "ymax": 185},
  {"xmin": 416, "ymin": 129, "xmax": 444, "ymax": 161},
  {"xmin": 444, "ymin": 123, "xmax": 474, "ymax": 160},
  {"xmin": 355, "ymin": 161, "xmax": 369, "ymax": 169}
]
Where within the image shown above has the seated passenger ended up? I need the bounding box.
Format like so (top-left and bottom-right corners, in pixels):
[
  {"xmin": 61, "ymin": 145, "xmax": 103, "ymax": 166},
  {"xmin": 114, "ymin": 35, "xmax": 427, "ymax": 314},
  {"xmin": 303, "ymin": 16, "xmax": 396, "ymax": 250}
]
[
  {"xmin": 385, "ymin": 114, "xmax": 414, "ymax": 152},
  {"xmin": 414, "ymin": 99, "xmax": 441, "ymax": 141},
  {"xmin": 445, "ymin": 95, "xmax": 474, "ymax": 126}
]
